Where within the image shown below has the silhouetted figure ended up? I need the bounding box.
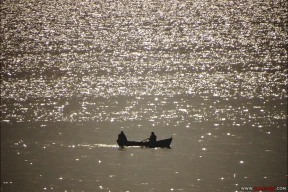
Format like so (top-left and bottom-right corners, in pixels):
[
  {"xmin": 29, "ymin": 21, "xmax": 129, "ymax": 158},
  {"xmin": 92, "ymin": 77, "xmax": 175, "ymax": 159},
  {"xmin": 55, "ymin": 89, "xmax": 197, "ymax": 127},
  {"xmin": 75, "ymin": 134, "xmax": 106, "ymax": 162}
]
[
  {"xmin": 149, "ymin": 132, "xmax": 157, "ymax": 147},
  {"xmin": 118, "ymin": 131, "xmax": 127, "ymax": 146}
]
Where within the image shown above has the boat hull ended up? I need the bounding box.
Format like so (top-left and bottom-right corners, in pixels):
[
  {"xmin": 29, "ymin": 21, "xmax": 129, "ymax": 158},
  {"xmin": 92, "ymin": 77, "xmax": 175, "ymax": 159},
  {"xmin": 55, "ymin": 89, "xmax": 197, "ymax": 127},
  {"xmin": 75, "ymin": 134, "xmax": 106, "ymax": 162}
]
[{"xmin": 117, "ymin": 137, "xmax": 172, "ymax": 148}]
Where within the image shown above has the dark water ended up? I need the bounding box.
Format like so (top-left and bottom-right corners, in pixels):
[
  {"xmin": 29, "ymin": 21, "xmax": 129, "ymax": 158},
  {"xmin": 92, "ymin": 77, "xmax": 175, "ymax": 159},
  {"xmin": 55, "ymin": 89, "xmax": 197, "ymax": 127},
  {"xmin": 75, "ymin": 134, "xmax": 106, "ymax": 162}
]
[{"xmin": 1, "ymin": 0, "xmax": 287, "ymax": 191}]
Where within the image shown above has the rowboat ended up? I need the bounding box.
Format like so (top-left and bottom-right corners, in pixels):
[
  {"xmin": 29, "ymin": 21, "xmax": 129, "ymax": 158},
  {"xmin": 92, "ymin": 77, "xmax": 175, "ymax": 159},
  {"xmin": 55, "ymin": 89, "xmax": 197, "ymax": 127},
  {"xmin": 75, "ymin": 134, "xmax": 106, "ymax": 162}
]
[{"xmin": 117, "ymin": 137, "xmax": 172, "ymax": 148}]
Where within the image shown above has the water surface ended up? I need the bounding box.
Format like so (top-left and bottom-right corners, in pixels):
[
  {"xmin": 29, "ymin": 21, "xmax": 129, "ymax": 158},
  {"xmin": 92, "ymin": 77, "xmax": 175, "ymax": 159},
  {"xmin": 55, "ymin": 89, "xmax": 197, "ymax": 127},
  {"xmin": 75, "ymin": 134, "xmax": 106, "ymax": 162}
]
[{"xmin": 1, "ymin": 0, "xmax": 287, "ymax": 191}]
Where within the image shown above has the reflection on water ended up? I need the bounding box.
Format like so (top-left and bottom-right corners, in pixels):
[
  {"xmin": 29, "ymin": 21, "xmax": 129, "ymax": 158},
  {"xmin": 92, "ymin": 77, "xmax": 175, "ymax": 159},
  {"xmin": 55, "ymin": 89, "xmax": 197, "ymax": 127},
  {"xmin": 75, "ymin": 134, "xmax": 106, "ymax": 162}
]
[
  {"xmin": 1, "ymin": 0, "xmax": 287, "ymax": 125},
  {"xmin": 1, "ymin": 0, "xmax": 287, "ymax": 191},
  {"xmin": 1, "ymin": 95, "xmax": 286, "ymax": 131}
]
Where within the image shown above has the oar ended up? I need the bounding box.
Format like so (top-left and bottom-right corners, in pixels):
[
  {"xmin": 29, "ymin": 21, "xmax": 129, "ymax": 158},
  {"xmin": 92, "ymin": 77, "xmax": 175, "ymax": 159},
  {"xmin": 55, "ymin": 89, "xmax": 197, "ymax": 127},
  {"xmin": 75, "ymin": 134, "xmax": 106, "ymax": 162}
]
[{"xmin": 141, "ymin": 138, "xmax": 149, "ymax": 142}]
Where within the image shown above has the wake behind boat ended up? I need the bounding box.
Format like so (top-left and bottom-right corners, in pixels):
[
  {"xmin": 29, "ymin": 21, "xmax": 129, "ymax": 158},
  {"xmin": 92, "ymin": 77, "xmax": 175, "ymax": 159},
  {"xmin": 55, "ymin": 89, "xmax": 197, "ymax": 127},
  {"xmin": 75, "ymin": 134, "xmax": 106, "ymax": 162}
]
[{"xmin": 117, "ymin": 137, "xmax": 172, "ymax": 148}]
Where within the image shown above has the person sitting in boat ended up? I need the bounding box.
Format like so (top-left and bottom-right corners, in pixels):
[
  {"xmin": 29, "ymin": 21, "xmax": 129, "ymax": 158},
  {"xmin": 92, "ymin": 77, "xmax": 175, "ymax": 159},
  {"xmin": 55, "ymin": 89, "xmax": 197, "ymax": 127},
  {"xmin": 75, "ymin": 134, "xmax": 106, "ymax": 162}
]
[
  {"xmin": 149, "ymin": 132, "xmax": 157, "ymax": 144},
  {"xmin": 118, "ymin": 131, "xmax": 127, "ymax": 145}
]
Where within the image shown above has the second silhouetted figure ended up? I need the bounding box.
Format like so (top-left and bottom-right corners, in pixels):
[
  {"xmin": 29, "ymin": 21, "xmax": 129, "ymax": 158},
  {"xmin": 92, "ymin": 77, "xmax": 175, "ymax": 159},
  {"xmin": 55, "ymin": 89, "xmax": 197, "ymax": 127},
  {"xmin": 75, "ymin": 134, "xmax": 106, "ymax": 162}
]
[{"xmin": 149, "ymin": 132, "xmax": 157, "ymax": 144}]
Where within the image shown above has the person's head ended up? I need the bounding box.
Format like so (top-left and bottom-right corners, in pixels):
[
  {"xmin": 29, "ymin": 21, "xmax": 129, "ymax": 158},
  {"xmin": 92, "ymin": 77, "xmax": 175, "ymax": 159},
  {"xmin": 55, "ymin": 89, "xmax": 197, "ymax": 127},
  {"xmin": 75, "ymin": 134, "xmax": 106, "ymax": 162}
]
[
  {"xmin": 151, "ymin": 132, "xmax": 154, "ymax": 135},
  {"xmin": 121, "ymin": 131, "xmax": 124, "ymax": 134}
]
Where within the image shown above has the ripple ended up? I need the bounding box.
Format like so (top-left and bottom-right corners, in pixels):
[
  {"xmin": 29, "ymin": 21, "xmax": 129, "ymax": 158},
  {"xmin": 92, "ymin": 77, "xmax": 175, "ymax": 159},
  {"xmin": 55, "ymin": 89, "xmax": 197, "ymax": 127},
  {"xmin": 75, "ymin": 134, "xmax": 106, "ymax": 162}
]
[{"xmin": 1, "ymin": 0, "xmax": 286, "ymax": 125}]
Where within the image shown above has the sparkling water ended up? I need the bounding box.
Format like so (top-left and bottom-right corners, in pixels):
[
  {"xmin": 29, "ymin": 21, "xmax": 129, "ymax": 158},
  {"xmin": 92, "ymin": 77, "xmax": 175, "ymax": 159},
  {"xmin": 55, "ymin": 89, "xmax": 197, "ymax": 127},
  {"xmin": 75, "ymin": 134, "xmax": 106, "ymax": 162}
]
[{"xmin": 1, "ymin": 0, "xmax": 287, "ymax": 191}]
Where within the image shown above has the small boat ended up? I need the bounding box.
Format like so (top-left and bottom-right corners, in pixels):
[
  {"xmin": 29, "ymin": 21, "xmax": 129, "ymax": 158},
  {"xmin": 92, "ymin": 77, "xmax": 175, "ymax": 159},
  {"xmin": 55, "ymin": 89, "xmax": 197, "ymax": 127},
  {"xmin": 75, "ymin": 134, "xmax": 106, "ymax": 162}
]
[{"xmin": 117, "ymin": 137, "xmax": 172, "ymax": 148}]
